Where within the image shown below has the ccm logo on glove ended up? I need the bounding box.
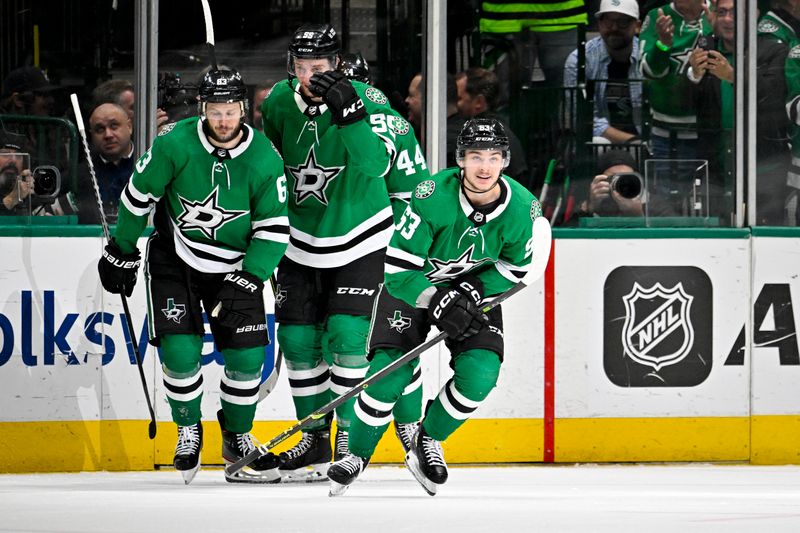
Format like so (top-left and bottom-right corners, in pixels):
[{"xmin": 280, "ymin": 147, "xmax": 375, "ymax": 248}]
[{"xmin": 432, "ymin": 290, "xmax": 460, "ymax": 320}]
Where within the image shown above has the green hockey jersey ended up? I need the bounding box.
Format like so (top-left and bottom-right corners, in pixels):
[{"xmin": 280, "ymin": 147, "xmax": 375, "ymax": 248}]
[
  {"xmin": 384, "ymin": 169, "xmax": 543, "ymax": 307},
  {"xmin": 261, "ymin": 79, "xmax": 397, "ymax": 268},
  {"xmin": 114, "ymin": 118, "xmax": 289, "ymax": 281},
  {"xmin": 639, "ymin": 3, "xmax": 712, "ymax": 135},
  {"xmin": 369, "ymin": 110, "xmax": 430, "ymax": 222}
]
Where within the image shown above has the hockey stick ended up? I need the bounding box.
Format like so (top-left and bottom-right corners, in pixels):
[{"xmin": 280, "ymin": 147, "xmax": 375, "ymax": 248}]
[
  {"xmin": 200, "ymin": 0, "xmax": 218, "ymax": 70},
  {"xmin": 257, "ymin": 275, "xmax": 284, "ymax": 401},
  {"xmin": 225, "ymin": 217, "xmax": 553, "ymax": 477},
  {"xmin": 70, "ymin": 94, "xmax": 157, "ymax": 440}
]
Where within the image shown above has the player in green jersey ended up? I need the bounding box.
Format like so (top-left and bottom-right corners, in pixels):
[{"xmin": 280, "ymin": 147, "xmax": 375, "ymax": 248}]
[
  {"xmin": 97, "ymin": 68, "xmax": 289, "ymax": 484},
  {"xmin": 339, "ymin": 52, "xmax": 430, "ymax": 454},
  {"xmin": 261, "ymin": 24, "xmax": 397, "ymax": 480},
  {"xmin": 327, "ymin": 118, "xmax": 543, "ymax": 497}
]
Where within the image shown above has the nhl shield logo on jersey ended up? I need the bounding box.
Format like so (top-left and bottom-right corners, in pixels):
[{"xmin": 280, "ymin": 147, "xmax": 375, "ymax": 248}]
[
  {"xmin": 162, "ymin": 298, "xmax": 186, "ymax": 324},
  {"xmin": 176, "ymin": 186, "xmax": 248, "ymax": 240},
  {"xmin": 621, "ymin": 282, "xmax": 694, "ymax": 372},
  {"xmin": 387, "ymin": 310, "xmax": 412, "ymax": 333},
  {"xmin": 365, "ymin": 87, "xmax": 387, "ymax": 105},
  {"xmin": 286, "ymin": 148, "xmax": 344, "ymax": 205},
  {"xmin": 415, "ymin": 180, "xmax": 435, "ymax": 199}
]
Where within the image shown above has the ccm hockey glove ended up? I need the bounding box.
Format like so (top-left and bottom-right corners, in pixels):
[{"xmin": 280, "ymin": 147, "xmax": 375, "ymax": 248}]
[
  {"xmin": 427, "ymin": 288, "xmax": 489, "ymax": 341},
  {"xmin": 309, "ymin": 70, "xmax": 366, "ymax": 126},
  {"xmin": 212, "ymin": 270, "xmax": 264, "ymax": 329},
  {"xmin": 97, "ymin": 239, "xmax": 141, "ymax": 297}
]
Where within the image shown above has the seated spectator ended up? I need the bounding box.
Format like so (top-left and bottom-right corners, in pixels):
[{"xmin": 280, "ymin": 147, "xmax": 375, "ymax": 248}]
[
  {"xmin": 0, "ymin": 66, "xmax": 59, "ymax": 118},
  {"xmin": 93, "ymin": 77, "xmax": 169, "ymax": 132},
  {"xmin": 74, "ymin": 103, "xmax": 134, "ymax": 224},
  {"xmin": 570, "ymin": 148, "xmax": 675, "ymax": 221},
  {"xmin": 405, "ymin": 72, "xmax": 463, "ymax": 166},
  {"xmin": 0, "ymin": 137, "xmax": 34, "ymax": 215},
  {"xmin": 405, "ymin": 73, "xmax": 424, "ymax": 139},
  {"xmin": 564, "ymin": 0, "xmax": 643, "ymax": 145},
  {"xmin": 456, "ymin": 67, "xmax": 530, "ymax": 186}
]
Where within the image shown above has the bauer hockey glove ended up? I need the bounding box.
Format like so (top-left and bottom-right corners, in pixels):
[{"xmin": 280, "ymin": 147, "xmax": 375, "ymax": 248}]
[
  {"xmin": 211, "ymin": 270, "xmax": 264, "ymax": 329},
  {"xmin": 97, "ymin": 239, "xmax": 141, "ymax": 297},
  {"xmin": 309, "ymin": 70, "xmax": 366, "ymax": 126},
  {"xmin": 427, "ymin": 288, "xmax": 489, "ymax": 341}
]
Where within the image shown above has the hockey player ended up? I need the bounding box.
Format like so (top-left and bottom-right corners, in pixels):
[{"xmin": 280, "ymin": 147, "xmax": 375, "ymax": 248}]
[
  {"xmin": 260, "ymin": 24, "xmax": 396, "ymax": 480},
  {"xmin": 328, "ymin": 118, "xmax": 543, "ymax": 496},
  {"xmin": 338, "ymin": 52, "xmax": 430, "ymax": 455},
  {"xmin": 96, "ymin": 68, "xmax": 289, "ymax": 484}
]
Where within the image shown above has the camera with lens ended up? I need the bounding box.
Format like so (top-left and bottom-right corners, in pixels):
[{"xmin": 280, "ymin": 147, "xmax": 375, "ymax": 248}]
[
  {"xmin": 32, "ymin": 166, "xmax": 61, "ymax": 198},
  {"xmin": 608, "ymin": 172, "xmax": 643, "ymax": 200},
  {"xmin": 0, "ymin": 151, "xmax": 61, "ymax": 200},
  {"xmin": 157, "ymin": 72, "xmax": 198, "ymax": 122}
]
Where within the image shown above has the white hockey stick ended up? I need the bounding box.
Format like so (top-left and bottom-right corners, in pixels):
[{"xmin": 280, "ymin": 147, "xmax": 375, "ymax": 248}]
[
  {"xmin": 225, "ymin": 217, "xmax": 553, "ymax": 477},
  {"xmin": 200, "ymin": 0, "xmax": 218, "ymax": 70},
  {"xmin": 71, "ymin": 93, "xmax": 157, "ymax": 440}
]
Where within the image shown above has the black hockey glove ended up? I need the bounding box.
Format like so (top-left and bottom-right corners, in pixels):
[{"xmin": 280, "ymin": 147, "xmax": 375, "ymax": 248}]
[
  {"xmin": 212, "ymin": 270, "xmax": 264, "ymax": 329},
  {"xmin": 453, "ymin": 276, "xmax": 484, "ymax": 307},
  {"xmin": 309, "ymin": 70, "xmax": 366, "ymax": 126},
  {"xmin": 97, "ymin": 239, "xmax": 141, "ymax": 297},
  {"xmin": 427, "ymin": 288, "xmax": 489, "ymax": 341}
]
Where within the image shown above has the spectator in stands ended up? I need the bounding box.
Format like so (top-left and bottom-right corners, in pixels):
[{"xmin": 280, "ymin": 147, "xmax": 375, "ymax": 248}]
[
  {"xmin": 405, "ymin": 73, "xmax": 424, "ymax": 138},
  {"xmin": 456, "ymin": 67, "xmax": 529, "ymax": 186},
  {"xmin": 570, "ymin": 148, "xmax": 675, "ymax": 221},
  {"xmin": 0, "ymin": 66, "xmax": 59, "ymax": 118},
  {"xmin": 639, "ymin": 0, "xmax": 712, "ymax": 160},
  {"xmin": 93, "ymin": 78, "xmax": 169, "ymax": 132},
  {"xmin": 74, "ymin": 103, "xmax": 134, "ymax": 224},
  {"xmin": 689, "ymin": 0, "xmax": 735, "ymax": 216},
  {"xmin": 564, "ymin": 0, "xmax": 643, "ymax": 145},
  {"xmin": 0, "ymin": 137, "xmax": 33, "ymax": 215},
  {"xmin": 405, "ymin": 73, "xmax": 464, "ymax": 166},
  {"xmin": 479, "ymin": 0, "xmax": 588, "ymax": 88}
]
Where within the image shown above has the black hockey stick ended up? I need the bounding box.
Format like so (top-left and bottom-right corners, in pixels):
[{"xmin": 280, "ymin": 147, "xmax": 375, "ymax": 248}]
[
  {"xmin": 224, "ymin": 218, "xmax": 553, "ymax": 477},
  {"xmin": 70, "ymin": 94, "xmax": 158, "ymax": 440}
]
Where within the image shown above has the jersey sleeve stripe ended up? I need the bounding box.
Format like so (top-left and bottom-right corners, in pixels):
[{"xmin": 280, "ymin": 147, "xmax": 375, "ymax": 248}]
[
  {"xmin": 252, "ymin": 216, "xmax": 290, "ymax": 229},
  {"xmin": 290, "ymin": 216, "xmax": 393, "ymax": 254},
  {"xmin": 385, "ymin": 255, "xmax": 425, "ymax": 272},
  {"xmin": 386, "ymin": 245, "xmax": 425, "ymax": 267},
  {"xmin": 495, "ymin": 259, "xmax": 529, "ymax": 283},
  {"xmin": 121, "ymin": 185, "xmax": 152, "ymax": 216}
]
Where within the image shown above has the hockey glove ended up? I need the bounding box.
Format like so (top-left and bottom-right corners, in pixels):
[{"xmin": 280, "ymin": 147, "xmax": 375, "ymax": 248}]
[
  {"xmin": 427, "ymin": 288, "xmax": 489, "ymax": 341},
  {"xmin": 453, "ymin": 275, "xmax": 484, "ymax": 307},
  {"xmin": 309, "ymin": 71, "xmax": 366, "ymax": 126},
  {"xmin": 211, "ymin": 270, "xmax": 264, "ymax": 329},
  {"xmin": 97, "ymin": 239, "xmax": 141, "ymax": 297}
]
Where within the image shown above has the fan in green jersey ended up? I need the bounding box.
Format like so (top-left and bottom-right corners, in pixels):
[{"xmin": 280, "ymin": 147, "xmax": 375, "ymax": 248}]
[
  {"xmin": 328, "ymin": 118, "xmax": 544, "ymax": 497},
  {"xmin": 97, "ymin": 67, "xmax": 289, "ymax": 485},
  {"xmin": 261, "ymin": 23, "xmax": 397, "ymax": 481}
]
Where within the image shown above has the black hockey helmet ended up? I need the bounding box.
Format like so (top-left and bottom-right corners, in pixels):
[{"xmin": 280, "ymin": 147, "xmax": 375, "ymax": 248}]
[
  {"xmin": 338, "ymin": 52, "xmax": 371, "ymax": 84},
  {"xmin": 197, "ymin": 68, "xmax": 248, "ymax": 120},
  {"xmin": 456, "ymin": 118, "xmax": 510, "ymax": 168},
  {"xmin": 287, "ymin": 24, "xmax": 340, "ymax": 78}
]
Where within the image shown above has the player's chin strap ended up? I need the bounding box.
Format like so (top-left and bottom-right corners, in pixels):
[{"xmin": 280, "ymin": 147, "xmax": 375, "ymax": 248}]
[{"xmin": 225, "ymin": 217, "xmax": 553, "ymax": 478}]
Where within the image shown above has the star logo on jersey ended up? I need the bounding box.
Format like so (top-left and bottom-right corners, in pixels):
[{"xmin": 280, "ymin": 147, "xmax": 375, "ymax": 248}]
[
  {"xmin": 274, "ymin": 284, "xmax": 287, "ymax": 308},
  {"xmin": 670, "ymin": 46, "xmax": 694, "ymax": 75},
  {"xmin": 387, "ymin": 310, "xmax": 412, "ymax": 333},
  {"xmin": 286, "ymin": 148, "xmax": 344, "ymax": 205},
  {"xmin": 162, "ymin": 298, "xmax": 186, "ymax": 324},
  {"xmin": 425, "ymin": 244, "xmax": 490, "ymax": 283},
  {"xmin": 176, "ymin": 186, "xmax": 248, "ymax": 240}
]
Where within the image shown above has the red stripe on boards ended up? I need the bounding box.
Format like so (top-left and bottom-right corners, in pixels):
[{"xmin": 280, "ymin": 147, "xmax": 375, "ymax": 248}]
[{"xmin": 543, "ymin": 240, "xmax": 555, "ymax": 463}]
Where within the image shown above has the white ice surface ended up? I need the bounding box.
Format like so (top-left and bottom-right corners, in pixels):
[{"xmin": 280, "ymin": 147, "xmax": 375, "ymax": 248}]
[{"xmin": 1, "ymin": 464, "xmax": 800, "ymax": 533}]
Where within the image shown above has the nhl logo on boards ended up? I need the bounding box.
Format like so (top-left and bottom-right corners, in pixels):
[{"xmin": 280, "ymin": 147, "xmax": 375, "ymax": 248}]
[
  {"xmin": 415, "ymin": 180, "xmax": 435, "ymax": 199},
  {"xmin": 603, "ymin": 266, "xmax": 712, "ymax": 387},
  {"xmin": 387, "ymin": 310, "xmax": 412, "ymax": 333},
  {"xmin": 365, "ymin": 87, "xmax": 387, "ymax": 105}
]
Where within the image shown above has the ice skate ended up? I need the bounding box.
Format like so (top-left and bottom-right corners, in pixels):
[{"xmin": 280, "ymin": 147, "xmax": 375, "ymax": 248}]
[
  {"xmin": 278, "ymin": 430, "xmax": 332, "ymax": 482},
  {"xmin": 394, "ymin": 420, "xmax": 419, "ymax": 454},
  {"xmin": 404, "ymin": 424, "xmax": 448, "ymax": 496},
  {"xmin": 218, "ymin": 410, "xmax": 280, "ymax": 484},
  {"xmin": 174, "ymin": 422, "xmax": 203, "ymax": 485},
  {"xmin": 328, "ymin": 453, "xmax": 370, "ymax": 497}
]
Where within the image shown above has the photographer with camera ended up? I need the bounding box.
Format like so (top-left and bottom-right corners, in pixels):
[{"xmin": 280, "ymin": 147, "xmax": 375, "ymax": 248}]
[
  {"xmin": 0, "ymin": 139, "xmax": 34, "ymax": 214},
  {"xmin": 572, "ymin": 149, "xmax": 675, "ymax": 220}
]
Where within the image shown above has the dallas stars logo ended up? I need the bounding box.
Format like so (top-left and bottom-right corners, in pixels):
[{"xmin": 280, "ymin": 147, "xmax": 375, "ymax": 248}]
[
  {"xmin": 162, "ymin": 298, "xmax": 186, "ymax": 324},
  {"xmin": 286, "ymin": 148, "xmax": 344, "ymax": 205},
  {"xmin": 274, "ymin": 284, "xmax": 287, "ymax": 308},
  {"xmin": 387, "ymin": 310, "xmax": 412, "ymax": 333},
  {"xmin": 425, "ymin": 244, "xmax": 490, "ymax": 283},
  {"xmin": 176, "ymin": 186, "xmax": 248, "ymax": 240}
]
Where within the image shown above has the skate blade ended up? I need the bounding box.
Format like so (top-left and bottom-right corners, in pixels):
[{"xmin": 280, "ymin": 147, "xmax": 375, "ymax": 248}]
[
  {"xmin": 328, "ymin": 480, "xmax": 350, "ymax": 497},
  {"xmin": 279, "ymin": 464, "xmax": 329, "ymax": 483},
  {"xmin": 223, "ymin": 463, "xmax": 281, "ymax": 484},
  {"xmin": 179, "ymin": 464, "xmax": 200, "ymax": 485},
  {"xmin": 404, "ymin": 451, "xmax": 438, "ymax": 496}
]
